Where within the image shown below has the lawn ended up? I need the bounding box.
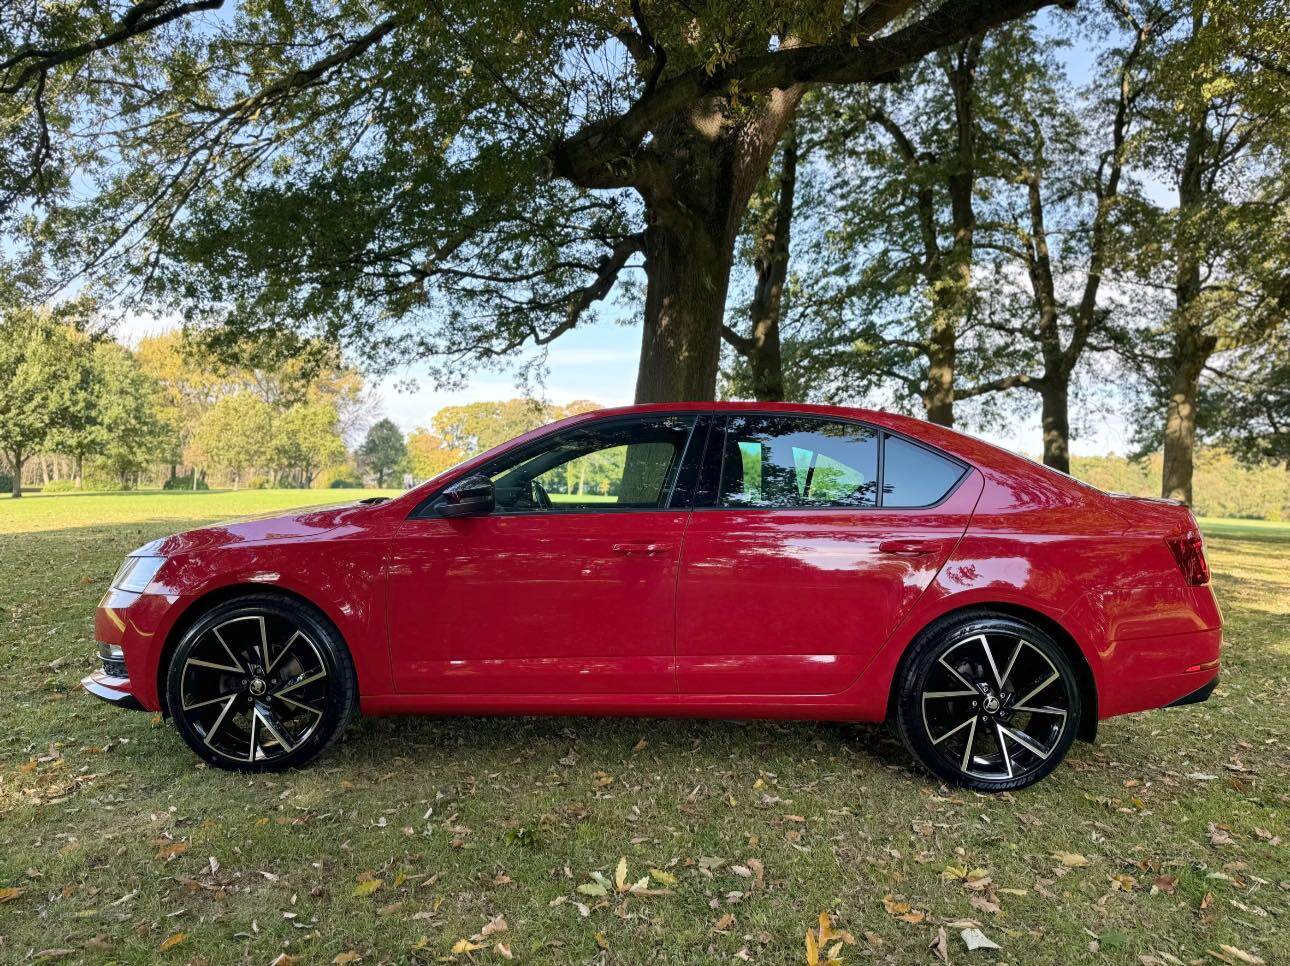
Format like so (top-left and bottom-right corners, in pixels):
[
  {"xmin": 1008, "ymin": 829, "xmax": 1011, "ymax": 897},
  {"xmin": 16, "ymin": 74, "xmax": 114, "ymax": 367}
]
[{"xmin": 1, "ymin": 492, "xmax": 1286, "ymax": 964}]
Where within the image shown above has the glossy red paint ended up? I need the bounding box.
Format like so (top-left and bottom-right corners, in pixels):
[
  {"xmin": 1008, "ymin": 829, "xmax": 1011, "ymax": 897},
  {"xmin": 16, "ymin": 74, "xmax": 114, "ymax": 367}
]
[{"xmin": 86, "ymin": 402, "xmax": 1221, "ymax": 732}]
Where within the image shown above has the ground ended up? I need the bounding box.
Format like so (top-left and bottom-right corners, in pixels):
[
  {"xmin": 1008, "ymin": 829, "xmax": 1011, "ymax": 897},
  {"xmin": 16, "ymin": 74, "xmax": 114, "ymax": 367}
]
[{"xmin": 1, "ymin": 491, "xmax": 1286, "ymax": 965}]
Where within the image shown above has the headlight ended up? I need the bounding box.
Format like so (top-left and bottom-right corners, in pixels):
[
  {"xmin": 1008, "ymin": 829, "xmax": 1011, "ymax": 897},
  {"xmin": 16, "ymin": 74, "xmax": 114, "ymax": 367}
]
[{"xmin": 112, "ymin": 556, "xmax": 165, "ymax": 593}]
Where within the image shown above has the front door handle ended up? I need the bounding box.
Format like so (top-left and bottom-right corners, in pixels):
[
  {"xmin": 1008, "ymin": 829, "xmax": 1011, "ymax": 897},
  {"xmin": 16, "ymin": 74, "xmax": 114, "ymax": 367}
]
[
  {"xmin": 612, "ymin": 542, "xmax": 673, "ymax": 556},
  {"xmin": 878, "ymin": 539, "xmax": 944, "ymax": 557}
]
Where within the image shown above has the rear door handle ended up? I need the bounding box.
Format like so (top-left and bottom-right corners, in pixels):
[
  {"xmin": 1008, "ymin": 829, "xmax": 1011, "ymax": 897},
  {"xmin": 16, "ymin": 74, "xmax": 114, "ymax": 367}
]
[
  {"xmin": 879, "ymin": 539, "xmax": 944, "ymax": 557},
  {"xmin": 612, "ymin": 542, "xmax": 673, "ymax": 556}
]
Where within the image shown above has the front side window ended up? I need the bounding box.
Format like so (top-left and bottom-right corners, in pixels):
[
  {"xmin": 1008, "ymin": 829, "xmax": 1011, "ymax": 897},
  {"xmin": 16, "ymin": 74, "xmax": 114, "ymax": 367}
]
[
  {"xmin": 718, "ymin": 416, "xmax": 879, "ymax": 509},
  {"xmin": 486, "ymin": 416, "xmax": 696, "ymax": 513}
]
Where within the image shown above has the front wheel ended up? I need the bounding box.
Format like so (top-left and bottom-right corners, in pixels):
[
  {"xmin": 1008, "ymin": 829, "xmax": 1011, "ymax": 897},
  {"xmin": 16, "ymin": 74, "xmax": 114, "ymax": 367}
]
[
  {"xmin": 165, "ymin": 595, "xmax": 357, "ymax": 772},
  {"xmin": 894, "ymin": 613, "xmax": 1081, "ymax": 792}
]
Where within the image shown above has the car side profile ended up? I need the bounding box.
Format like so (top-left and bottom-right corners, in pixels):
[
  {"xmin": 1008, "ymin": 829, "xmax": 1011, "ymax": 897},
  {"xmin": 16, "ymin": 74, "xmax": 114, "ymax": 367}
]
[{"xmin": 83, "ymin": 403, "xmax": 1222, "ymax": 790}]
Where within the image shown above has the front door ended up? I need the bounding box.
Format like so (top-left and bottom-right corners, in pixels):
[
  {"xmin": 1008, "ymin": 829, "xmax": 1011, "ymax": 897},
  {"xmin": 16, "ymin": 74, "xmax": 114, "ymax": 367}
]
[
  {"xmin": 675, "ymin": 414, "xmax": 980, "ymax": 695},
  {"xmin": 387, "ymin": 413, "xmax": 701, "ymax": 694}
]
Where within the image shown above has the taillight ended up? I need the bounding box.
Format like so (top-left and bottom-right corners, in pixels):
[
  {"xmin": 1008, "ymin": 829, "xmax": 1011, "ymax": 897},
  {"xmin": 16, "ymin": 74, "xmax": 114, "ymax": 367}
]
[{"xmin": 1166, "ymin": 531, "xmax": 1210, "ymax": 585}]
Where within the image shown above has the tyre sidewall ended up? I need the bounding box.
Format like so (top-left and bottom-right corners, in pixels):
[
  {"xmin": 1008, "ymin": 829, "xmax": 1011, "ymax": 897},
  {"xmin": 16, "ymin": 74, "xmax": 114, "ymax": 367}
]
[{"xmin": 165, "ymin": 595, "xmax": 357, "ymax": 772}]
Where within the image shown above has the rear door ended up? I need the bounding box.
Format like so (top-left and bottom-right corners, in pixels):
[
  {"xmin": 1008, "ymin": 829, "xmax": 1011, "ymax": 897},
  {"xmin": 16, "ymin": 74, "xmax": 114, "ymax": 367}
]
[{"xmin": 674, "ymin": 414, "xmax": 980, "ymax": 695}]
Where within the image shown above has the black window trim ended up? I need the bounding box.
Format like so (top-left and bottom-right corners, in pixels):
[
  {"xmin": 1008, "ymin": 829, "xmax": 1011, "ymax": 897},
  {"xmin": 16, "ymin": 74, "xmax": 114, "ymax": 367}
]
[
  {"xmin": 409, "ymin": 412, "xmax": 707, "ymax": 519},
  {"xmin": 696, "ymin": 412, "xmax": 971, "ymax": 513}
]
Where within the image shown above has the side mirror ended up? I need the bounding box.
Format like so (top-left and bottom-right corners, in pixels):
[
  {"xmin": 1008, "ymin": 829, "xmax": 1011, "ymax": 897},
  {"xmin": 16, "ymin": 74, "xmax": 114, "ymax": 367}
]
[{"xmin": 435, "ymin": 473, "xmax": 495, "ymax": 518}]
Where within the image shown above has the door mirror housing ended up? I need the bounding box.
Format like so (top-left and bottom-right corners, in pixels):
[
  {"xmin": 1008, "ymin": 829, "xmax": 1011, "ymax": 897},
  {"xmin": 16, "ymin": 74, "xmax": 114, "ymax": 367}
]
[{"xmin": 435, "ymin": 473, "xmax": 495, "ymax": 518}]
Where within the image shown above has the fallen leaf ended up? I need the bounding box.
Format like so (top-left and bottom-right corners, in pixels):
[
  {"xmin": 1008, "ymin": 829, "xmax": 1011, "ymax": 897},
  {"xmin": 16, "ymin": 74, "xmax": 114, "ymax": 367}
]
[
  {"xmin": 451, "ymin": 939, "xmax": 484, "ymax": 953},
  {"xmin": 713, "ymin": 912, "xmax": 736, "ymax": 933},
  {"xmin": 158, "ymin": 933, "xmax": 186, "ymax": 952},
  {"xmin": 930, "ymin": 926, "xmax": 950, "ymax": 963},
  {"xmin": 961, "ymin": 927, "xmax": 1001, "ymax": 951},
  {"xmin": 1052, "ymin": 851, "xmax": 1089, "ymax": 867},
  {"xmin": 0, "ymin": 887, "xmax": 24, "ymax": 903},
  {"xmin": 332, "ymin": 954, "xmax": 362, "ymax": 965},
  {"xmin": 649, "ymin": 868, "xmax": 677, "ymax": 885},
  {"xmin": 1213, "ymin": 945, "xmax": 1266, "ymax": 965},
  {"xmin": 353, "ymin": 879, "xmax": 382, "ymax": 897}
]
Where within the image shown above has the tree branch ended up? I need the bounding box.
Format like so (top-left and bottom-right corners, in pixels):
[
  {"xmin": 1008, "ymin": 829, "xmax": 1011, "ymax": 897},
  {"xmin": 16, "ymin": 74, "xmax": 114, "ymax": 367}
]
[{"xmin": 550, "ymin": 0, "xmax": 1061, "ymax": 187}]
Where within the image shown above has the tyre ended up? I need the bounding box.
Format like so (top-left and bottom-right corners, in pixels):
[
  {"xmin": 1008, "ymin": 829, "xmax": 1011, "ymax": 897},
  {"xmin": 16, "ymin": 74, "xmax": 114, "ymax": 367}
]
[
  {"xmin": 165, "ymin": 594, "xmax": 357, "ymax": 772},
  {"xmin": 894, "ymin": 612, "xmax": 1081, "ymax": 792}
]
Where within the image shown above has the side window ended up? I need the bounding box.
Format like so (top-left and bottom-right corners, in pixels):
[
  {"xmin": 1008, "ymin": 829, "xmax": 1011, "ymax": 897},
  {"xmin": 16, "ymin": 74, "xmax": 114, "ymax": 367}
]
[
  {"xmin": 486, "ymin": 416, "xmax": 696, "ymax": 513},
  {"xmin": 881, "ymin": 434, "xmax": 965, "ymax": 507},
  {"xmin": 718, "ymin": 416, "xmax": 878, "ymax": 509}
]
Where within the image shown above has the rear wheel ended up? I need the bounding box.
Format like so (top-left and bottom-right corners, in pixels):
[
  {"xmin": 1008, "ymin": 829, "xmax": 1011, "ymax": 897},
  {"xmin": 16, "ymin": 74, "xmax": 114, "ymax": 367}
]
[
  {"xmin": 165, "ymin": 595, "xmax": 356, "ymax": 772},
  {"xmin": 894, "ymin": 613, "xmax": 1081, "ymax": 792}
]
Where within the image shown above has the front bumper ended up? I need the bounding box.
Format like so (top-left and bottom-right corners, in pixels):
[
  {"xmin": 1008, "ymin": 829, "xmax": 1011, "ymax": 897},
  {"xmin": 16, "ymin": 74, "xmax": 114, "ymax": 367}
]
[{"xmin": 81, "ymin": 670, "xmax": 145, "ymax": 710}]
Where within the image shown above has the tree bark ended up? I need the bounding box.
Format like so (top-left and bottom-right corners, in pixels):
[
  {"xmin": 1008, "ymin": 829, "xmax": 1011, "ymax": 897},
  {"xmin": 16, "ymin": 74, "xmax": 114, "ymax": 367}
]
[
  {"xmin": 724, "ymin": 123, "xmax": 798, "ymax": 402},
  {"xmin": 634, "ymin": 88, "xmax": 802, "ymax": 403},
  {"xmin": 1040, "ymin": 380, "xmax": 1071, "ymax": 474},
  {"xmin": 1162, "ymin": 344, "xmax": 1206, "ymax": 504},
  {"xmin": 1161, "ymin": 88, "xmax": 1213, "ymax": 505},
  {"xmin": 7, "ymin": 449, "xmax": 22, "ymax": 498},
  {"xmin": 75, "ymin": 455, "xmax": 84, "ymax": 488}
]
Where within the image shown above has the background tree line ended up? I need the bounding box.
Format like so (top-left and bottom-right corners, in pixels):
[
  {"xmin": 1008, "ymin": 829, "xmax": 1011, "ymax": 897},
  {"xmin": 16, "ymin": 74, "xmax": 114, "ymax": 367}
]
[
  {"xmin": 0, "ymin": 314, "xmax": 378, "ymax": 497},
  {"xmin": 0, "ymin": 0, "xmax": 1285, "ymax": 507}
]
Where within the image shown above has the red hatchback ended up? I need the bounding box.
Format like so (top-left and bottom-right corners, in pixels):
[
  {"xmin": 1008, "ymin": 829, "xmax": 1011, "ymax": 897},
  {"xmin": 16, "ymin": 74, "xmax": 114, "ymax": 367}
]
[{"xmin": 84, "ymin": 403, "xmax": 1222, "ymax": 790}]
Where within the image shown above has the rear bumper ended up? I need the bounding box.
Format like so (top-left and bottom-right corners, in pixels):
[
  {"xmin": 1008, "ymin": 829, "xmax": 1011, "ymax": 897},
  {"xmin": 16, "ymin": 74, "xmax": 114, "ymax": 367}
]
[
  {"xmin": 1167, "ymin": 675, "xmax": 1218, "ymax": 707},
  {"xmin": 81, "ymin": 670, "xmax": 145, "ymax": 711}
]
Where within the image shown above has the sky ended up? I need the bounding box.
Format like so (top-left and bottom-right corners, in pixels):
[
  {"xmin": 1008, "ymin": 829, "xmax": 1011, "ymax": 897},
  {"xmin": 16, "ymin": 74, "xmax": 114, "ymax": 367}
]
[{"xmin": 112, "ymin": 8, "xmax": 1149, "ymax": 460}]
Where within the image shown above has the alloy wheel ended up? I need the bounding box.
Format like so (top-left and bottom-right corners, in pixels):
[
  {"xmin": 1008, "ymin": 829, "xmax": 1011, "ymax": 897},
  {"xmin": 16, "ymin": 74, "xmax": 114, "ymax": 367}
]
[
  {"xmin": 919, "ymin": 631, "xmax": 1072, "ymax": 783},
  {"xmin": 177, "ymin": 613, "xmax": 330, "ymax": 764}
]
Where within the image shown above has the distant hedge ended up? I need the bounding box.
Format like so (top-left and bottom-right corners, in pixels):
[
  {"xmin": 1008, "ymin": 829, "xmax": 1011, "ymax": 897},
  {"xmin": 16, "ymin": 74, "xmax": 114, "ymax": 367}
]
[{"xmin": 1071, "ymin": 451, "xmax": 1288, "ymax": 521}]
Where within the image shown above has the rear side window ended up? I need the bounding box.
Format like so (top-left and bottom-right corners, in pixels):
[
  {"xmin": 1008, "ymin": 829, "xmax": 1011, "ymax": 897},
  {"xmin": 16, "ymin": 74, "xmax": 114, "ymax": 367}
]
[
  {"xmin": 718, "ymin": 416, "xmax": 879, "ymax": 509},
  {"xmin": 881, "ymin": 433, "xmax": 965, "ymax": 507}
]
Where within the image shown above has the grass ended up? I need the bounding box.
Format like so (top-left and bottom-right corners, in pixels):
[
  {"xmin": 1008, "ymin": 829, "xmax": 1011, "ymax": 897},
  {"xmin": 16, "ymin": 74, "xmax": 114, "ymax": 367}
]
[{"xmin": 1, "ymin": 491, "xmax": 1286, "ymax": 965}]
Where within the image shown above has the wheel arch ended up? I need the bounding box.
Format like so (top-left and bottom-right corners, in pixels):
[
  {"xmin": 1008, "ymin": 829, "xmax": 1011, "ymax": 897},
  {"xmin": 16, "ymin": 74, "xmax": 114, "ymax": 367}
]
[
  {"xmin": 884, "ymin": 602, "xmax": 1098, "ymax": 742},
  {"xmin": 155, "ymin": 583, "xmax": 354, "ymax": 717}
]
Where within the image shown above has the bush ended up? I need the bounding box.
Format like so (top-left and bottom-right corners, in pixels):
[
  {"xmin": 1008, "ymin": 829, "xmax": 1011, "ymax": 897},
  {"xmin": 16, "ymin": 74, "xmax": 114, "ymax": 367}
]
[
  {"xmin": 0, "ymin": 473, "xmax": 13, "ymax": 493},
  {"xmin": 314, "ymin": 464, "xmax": 363, "ymax": 489},
  {"xmin": 42, "ymin": 479, "xmax": 80, "ymax": 493},
  {"xmin": 163, "ymin": 474, "xmax": 209, "ymax": 491}
]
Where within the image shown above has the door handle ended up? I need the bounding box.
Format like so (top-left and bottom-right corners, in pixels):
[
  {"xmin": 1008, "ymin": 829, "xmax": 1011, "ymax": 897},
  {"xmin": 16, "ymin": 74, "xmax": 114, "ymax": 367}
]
[
  {"xmin": 612, "ymin": 542, "xmax": 673, "ymax": 556},
  {"xmin": 878, "ymin": 539, "xmax": 943, "ymax": 557}
]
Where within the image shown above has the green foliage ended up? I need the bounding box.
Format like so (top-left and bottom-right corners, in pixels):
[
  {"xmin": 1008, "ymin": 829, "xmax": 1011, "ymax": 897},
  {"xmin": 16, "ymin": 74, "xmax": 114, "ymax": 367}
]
[
  {"xmin": 313, "ymin": 464, "xmax": 363, "ymax": 490},
  {"xmin": 1071, "ymin": 450, "xmax": 1289, "ymax": 521},
  {"xmin": 0, "ymin": 308, "xmax": 96, "ymax": 496},
  {"xmin": 356, "ymin": 419, "xmax": 406, "ymax": 487},
  {"xmin": 187, "ymin": 392, "xmax": 274, "ymax": 489},
  {"xmin": 40, "ymin": 479, "xmax": 78, "ymax": 493}
]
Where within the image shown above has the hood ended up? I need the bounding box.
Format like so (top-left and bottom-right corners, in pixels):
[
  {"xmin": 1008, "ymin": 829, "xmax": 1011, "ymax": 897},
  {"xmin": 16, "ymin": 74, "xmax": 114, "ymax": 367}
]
[{"xmin": 135, "ymin": 500, "xmax": 383, "ymax": 557}]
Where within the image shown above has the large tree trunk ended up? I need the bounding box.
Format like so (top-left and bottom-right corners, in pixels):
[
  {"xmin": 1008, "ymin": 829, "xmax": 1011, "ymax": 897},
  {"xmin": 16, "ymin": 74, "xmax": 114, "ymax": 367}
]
[
  {"xmin": 1161, "ymin": 323, "xmax": 1216, "ymax": 504},
  {"xmin": 635, "ymin": 89, "xmax": 803, "ymax": 403},
  {"xmin": 7, "ymin": 450, "xmax": 22, "ymax": 498},
  {"xmin": 923, "ymin": 309, "xmax": 957, "ymax": 427},
  {"xmin": 1162, "ymin": 97, "xmax": 1213, "ymax": 505},
  {"xmin": 1040, "ymin": 381, "xmax": 1071, "ymax": 473},
  {"xmin": 636, "ymin": 217, "xmax": 733, "ymax": 403},
  {"xmin": 725, "ymin": 123, "xmax": 798, "ymax": 402}
]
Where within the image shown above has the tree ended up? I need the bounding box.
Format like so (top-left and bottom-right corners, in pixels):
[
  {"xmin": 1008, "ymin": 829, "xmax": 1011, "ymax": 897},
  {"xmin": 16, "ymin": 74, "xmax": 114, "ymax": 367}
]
[
  {"xmin": 6, "ymin": 0, "xmax": 1062, "ymax": 404},
  {"xmin": 272, "ymin": 401, "xmax": 346, "ymax": 487},
  {"xmin": 357, "ymin": 419, "xmax": 406, "ymax": 488},
  {"xmin": 187, "ymin": 392, "xmax": 273, "ymax": 489},
  {"xmin": 928, "ymin": 8, "xmax": 1152, "ymax": 471},
  {"xmin": 93, "ymin": 341, "xmax": 164, "ymax": 487},
  {"xmin": 1113, "ymin": 0, "xmax": 1288, "ymax": 503},
  {"xmin": 0, "ymin": 309, "xmax": 94, "ymax": 497},
  {"xmin": 431, "ymin": 400, "xmax": 554, "ymax": 457},
  {"xmin": 406, "ymin": 430, "xmax": 467, "ymax": 482},
  {"xmin": 1198, "ymin": 327, "xmax": 1290, "ymax": 470},
  {"xmin": 786, "ymin": 30, "xmax": 1031, "ymax": 426}
]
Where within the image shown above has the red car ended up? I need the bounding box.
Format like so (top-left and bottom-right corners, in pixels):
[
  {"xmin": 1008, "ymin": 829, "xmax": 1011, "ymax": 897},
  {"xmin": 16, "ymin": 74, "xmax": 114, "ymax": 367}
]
[{"xmin": 84, "ymin": 403, "xmax": 1221, "ymax": 790}]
